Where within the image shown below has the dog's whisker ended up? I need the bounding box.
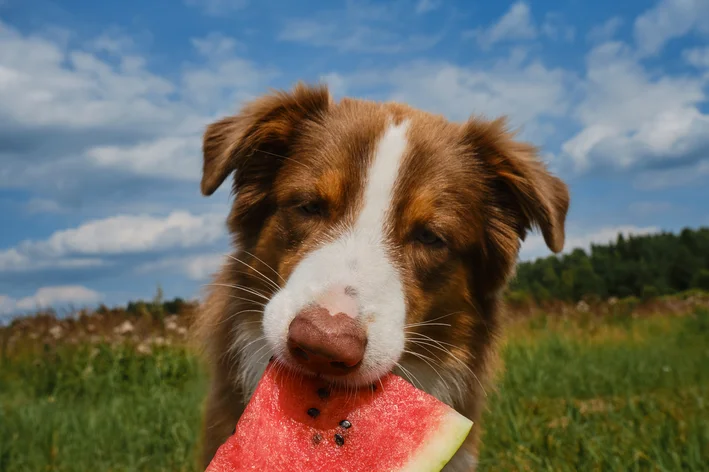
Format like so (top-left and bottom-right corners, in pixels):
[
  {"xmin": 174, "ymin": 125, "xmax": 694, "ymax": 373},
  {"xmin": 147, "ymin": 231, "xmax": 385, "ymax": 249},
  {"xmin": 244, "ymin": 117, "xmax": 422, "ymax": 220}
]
[
  {"xmin": 247, "ymin": 343, "xmax": 273, "ymax": 366},
  {"xmin": 224, "ymin": 295, "xmax": 268, "ymax": 308},
  {"xmin": 403, "ymin": 349, "xmax": 450, "ymax": 390},
  {"xmin": 226, "ymin": 254, "xmax": 282, "ymax": 293},
  {"xmin": 229, "ymin": 271, "xmax": 276, "ymax": 294},
  {"xmin": 232, "ymin": 335, "xmax": 267, "ymax": 357},
  {"xmin": 213, "ymin": 309, "xmax": 264, "ymax": 327},
  {"xmin": 403, "ymin": 321, "xmax": 452, "ymax": 329},
  {"xmin": 407, "ymin": 339, "xmax": 487, "ymax": 397},
  {"xmin": 241, "ymin": 249, "xmax": 287, "ymax": 286},
  {"xmin": 208, "ymin": 283, "xmax": 272, "ymax": 302},
  {"xmin": 404, "ymin": 311, "xmax": 463, "ymax": 327},
  {"xmin": 396, "ymin": 362, "xmax": 424, "ymax": 389},
  {"xmin": 404, "ymin": 332, "xmax": 461, "ymax": 350}
]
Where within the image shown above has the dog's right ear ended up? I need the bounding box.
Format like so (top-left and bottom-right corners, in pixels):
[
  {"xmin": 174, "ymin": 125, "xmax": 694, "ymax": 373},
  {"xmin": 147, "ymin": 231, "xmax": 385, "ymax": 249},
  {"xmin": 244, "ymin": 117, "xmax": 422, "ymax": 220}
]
[{"xmin": 200, "ymin": 82, "xmax": 332, "ymax": 196}]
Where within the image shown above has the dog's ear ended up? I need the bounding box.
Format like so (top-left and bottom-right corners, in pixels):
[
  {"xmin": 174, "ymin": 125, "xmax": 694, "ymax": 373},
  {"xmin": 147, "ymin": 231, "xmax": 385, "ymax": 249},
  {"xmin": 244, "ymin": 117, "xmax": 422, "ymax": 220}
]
[
  {"xmin": 463, "ymin": 117, "xmax": 570, "ymax": 254},
  {"xmin": 200, "ymin": 82, "xmax": 332, "ymax": 196}
]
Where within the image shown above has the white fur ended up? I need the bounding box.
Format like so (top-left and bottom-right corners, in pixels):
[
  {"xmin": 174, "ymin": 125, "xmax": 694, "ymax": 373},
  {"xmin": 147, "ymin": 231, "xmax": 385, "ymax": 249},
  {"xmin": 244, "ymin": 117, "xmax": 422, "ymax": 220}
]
[
  {"xmin": 261, "ymin": 120, "xmax": 411, "ymax": 386},
  {"xmin": 230, "ymin": 323, "xmax": 271, "ymax": 402}
]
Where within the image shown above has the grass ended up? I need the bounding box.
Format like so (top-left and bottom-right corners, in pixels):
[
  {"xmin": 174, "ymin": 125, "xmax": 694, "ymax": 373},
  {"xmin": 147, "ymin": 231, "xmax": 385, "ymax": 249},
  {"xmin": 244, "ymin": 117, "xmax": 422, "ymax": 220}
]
[{"xmin": 1, "ymin": 309, "xmax": 708, "ymax": 471}]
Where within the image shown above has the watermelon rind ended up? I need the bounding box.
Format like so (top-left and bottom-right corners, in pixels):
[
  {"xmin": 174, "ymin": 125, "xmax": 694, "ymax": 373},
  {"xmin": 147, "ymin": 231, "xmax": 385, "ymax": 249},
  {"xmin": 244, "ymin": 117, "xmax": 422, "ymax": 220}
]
[{"xmin": 398, "ymin": 408, "xmax": 473, "ymax": 472}]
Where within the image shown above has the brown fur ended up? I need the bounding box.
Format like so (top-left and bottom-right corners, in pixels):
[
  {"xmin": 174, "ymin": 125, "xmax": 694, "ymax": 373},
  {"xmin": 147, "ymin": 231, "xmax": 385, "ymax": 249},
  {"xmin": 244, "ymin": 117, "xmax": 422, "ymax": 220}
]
[{"xmin": 192, "ymin": 82, "xmax": 569, "ymax": 469}]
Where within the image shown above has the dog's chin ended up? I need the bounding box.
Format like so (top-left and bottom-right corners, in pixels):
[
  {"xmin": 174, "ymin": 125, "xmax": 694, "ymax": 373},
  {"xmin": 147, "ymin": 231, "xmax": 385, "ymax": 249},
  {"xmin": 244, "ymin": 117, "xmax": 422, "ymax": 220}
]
[{"xmin": 272, "ymin": 352, "xmax": 397, "ymax": 389}]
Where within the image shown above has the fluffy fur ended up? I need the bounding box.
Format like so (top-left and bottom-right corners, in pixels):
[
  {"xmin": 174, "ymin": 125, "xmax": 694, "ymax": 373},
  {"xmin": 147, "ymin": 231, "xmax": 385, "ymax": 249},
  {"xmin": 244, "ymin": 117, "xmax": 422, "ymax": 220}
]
[{"xmin": 192, "ymin": 82, "xmax": 570, "ymax": 471}]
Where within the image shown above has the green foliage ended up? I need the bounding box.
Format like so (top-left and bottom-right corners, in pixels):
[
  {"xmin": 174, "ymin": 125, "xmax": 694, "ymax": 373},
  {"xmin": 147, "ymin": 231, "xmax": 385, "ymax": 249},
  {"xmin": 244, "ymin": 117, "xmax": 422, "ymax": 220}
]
[
  {"xmin": 692, "ymin": 269, "xmax": 709, "ymax": 291},
  {"xmin": 511, "ymin": 226, "xmax": 709, "ymax": 302}
]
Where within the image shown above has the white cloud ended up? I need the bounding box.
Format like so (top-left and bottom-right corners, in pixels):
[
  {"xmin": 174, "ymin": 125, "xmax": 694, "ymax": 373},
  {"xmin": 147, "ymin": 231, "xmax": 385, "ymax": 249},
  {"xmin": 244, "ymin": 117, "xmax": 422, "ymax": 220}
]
[
  {"xmin": 0, "ymin": 20, "xmax": 177, "ymax": 131},
  {"xmin": 465, "ymin": 2, "xmax": 537, "ymax": 49},
  {"xmin": 415, "ymin": 0, "xmax": 442, "ymax": 14},
  {"xmin": 86, "ymin": 135, "xmax": 201, "ymax": 181},
  {"xmin": 587, "ymin": 17, "xmax": 623, "ymax": 44},
  {"xmin": 183, "ymin": 0, "xmax": 249, "ymax": 16},
  {"xmin": 0, "ymin": 20, "xmax": 275, "ymax": 203},
  {"xmin": 0, "ymin": 285, "xmax": 102, "ymax": 315},
  {"xmin": 684, "ymin": 46, "xmax": 709, "ymax": 69},
  {"xmin": 520, "ymin": 225, "xmax": 660, "ymax": 260},
  {"xmin": 137, "ymin": 253, "xmax": 225, "ymax": 280},
  {"xmin": 634, "ymin": 159, "xmax": 709, "ymax": 189},
  {"xmin": 634, "ymin": 0, "xmax": 709, "ymax": 57},
  {"xmin": 340, "ymin": 52, "xmax": 574, "ymax": 144},
  {"xmin": 561, "ymin": 41, "xmax": 709, "ymax": 174},
  {"xmin": 25, "ymin": 198, "xmax": 65, "ymax": 214},
  {"xmin": 541, "ymin": 13, "xmax": 575, "ymax": 42},
  {"xmin": 0, "ymin": 211, "xmax": 225, "ymax": 272},
  {"xmin": 278, "ymin": 2, "xmax": 442, "ymax": 54}
]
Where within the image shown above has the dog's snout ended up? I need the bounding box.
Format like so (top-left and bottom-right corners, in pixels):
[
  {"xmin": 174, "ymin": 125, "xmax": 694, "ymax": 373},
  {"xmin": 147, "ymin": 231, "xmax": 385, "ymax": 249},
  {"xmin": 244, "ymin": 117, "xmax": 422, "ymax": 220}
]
[{"xmin": 287, "ymin": 304, "xmax": 367, "ymax": 376}]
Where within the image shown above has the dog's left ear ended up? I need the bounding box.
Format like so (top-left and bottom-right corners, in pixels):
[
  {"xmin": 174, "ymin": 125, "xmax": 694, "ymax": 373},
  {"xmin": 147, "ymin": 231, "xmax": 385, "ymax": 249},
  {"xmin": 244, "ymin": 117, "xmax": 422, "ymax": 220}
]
[
  {"xmin": 463, "ymin": 117, "xmax": 570, "ymax": 253},
  {"xmin": 200, "ymin": 82, "xmax": 332, "ymax": 196}
]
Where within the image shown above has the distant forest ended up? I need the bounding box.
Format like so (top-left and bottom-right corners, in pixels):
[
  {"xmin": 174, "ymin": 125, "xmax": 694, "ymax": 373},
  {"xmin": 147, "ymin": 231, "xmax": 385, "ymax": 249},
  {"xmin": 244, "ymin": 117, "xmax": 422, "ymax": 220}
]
[{"xmin": 509, "ymin": 227, "xmax": 709, "ymax": 302}]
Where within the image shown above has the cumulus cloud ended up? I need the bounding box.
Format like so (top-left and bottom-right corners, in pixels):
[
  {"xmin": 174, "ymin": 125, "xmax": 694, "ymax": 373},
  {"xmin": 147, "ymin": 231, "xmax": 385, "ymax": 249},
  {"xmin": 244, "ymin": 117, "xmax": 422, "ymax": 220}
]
[
  {"xmin": 634, "ymin": 0, "xmax": 709, "ymax": 57},
  {"xmin": 587, "ymin": 17, "xmax": 623, "ymax": 44},
  {"xmin": 86, "ymin": 135, "xmax": 201, "ymax": 181},
  {"xmin": 278, "ymin": 1, "xmax": 442, "ymax": 54},
  {"xmin": 183, "ymin": 0, "xmax": 249, "ymax": 16},
  {"xmin": 465, "ymin": 2, "xmax": 537, "ymax": 49},
  {"xmin": 0, "ymin": 211, "xmax": 225, "ymax": 272},
  {"xmin": 0, "ymin": 285, "xmax": 102, "ymax": 316},
  {"xmin": 634, "ymin": 159, "xmax": 709, "ymax": 190},
  {"xmin": 561, "ymin": 41, "xmax": 709, "ymax": 175},
  {"xmin": 684, "ymin": 46, "xmax": 709, "ymax": 69},
  {"xmin": 0, "ymin": 19, "xmax": 274, "ymax": 210},
  {"xmin": 329, "ymin": 51, "xmax": 575, "ymax": 146},
  {"xmin": 540, "ymin": 12, "xmax": 575, "ymax": 42},
  {"xmin": 519, "ymin": 225, "xmax": 660, "ymax": 260},
  {"xmin": 415, "ymin": 0, "xmax": 441, "ymax": 14},
  {"xmin": 137, "ymin": 253, "xmax": 225, "ymax": 280}
]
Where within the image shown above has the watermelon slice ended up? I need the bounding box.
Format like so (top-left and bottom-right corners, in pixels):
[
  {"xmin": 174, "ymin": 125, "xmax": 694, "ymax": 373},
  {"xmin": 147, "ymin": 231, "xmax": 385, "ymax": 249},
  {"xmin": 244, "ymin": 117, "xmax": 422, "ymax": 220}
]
[{"xmin": 205, "ymin": 360, "xmax": 473, "ymax": 472}]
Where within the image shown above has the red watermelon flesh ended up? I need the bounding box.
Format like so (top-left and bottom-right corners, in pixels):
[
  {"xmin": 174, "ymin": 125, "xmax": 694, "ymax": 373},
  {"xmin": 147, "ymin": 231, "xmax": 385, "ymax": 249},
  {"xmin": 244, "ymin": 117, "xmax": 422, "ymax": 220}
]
[{"xmin": 205, "ymin": 361, "xmax": 473, "ymax": 472}]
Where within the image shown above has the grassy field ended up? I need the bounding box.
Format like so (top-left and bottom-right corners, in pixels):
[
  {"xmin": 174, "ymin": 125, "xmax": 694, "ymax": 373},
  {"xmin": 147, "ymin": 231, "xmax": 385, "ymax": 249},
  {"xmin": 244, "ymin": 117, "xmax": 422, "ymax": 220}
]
[{"xmin": 1, "ymin": 309, "xmax": 708, "ymax": 471}]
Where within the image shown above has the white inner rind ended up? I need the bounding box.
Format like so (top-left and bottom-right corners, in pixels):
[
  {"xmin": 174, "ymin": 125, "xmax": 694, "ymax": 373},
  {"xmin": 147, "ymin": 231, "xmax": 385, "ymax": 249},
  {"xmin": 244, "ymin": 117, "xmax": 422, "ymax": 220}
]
[{"xmin": 397, "ymin": 409, "xmax": 474, "ymax": 472}]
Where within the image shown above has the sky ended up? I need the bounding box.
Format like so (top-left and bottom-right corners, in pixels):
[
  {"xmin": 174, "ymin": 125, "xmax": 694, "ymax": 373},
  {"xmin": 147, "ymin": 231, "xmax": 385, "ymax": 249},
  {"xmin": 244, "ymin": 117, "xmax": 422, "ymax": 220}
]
[{"xmin": 0, "ymin": 0, "xmax": 708, "ymax": 317}]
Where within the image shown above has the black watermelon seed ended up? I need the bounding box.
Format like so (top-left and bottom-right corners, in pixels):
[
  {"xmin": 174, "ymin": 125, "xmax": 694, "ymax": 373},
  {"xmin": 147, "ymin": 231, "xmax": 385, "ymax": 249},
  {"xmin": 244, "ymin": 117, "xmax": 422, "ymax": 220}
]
[
  {"xmin": 334, "ymin": 434, "xmax": 345, "ymax": 446},
  {"xmin": 269, "ymin": 355, "xmax": 275, "ymax": 362},
  {"xmin": 339, "ymin": 420, "xmax": 352, "ymax": 429},
  {"xmin": 307, "ymin": 408, "xmax": 320, "ymax": 418},
  {"xmin": 317, "ymin": 387, "xmax": 330, "ymax": 399},
  {"xmin": 370, "ymin": 383, "xmax": 377, "ymax": 391},
  {"xmin": 312, "ymin": 434, "xmax": 322, "ymax": 445}
]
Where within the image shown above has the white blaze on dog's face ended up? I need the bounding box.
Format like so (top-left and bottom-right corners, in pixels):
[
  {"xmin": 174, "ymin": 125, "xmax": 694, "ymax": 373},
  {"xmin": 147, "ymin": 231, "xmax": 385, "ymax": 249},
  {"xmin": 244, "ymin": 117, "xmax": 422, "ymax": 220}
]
[
  {"xmin": 263, "ymin": 120, "xmax": 411, "ymax": 385},
  {"xmin": 199, "ymin": 84, "xmax": 570, "ymax": 396}
]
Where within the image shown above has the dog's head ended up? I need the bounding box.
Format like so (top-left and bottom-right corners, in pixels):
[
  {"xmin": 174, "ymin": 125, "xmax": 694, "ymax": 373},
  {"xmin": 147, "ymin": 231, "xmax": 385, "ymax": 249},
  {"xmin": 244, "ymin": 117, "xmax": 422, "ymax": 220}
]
[{"xmin": 201, "ymin": 83, "xmax": 569, "ymax": 394}]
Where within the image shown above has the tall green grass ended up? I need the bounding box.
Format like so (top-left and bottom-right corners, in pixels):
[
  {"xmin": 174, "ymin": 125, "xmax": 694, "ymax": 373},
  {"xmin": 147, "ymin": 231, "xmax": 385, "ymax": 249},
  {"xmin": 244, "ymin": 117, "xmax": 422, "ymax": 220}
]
[
  {"xmin": 1, "ymin": 309, "xmax": 708, "ymax": 471},
  {"xmin": 0, "ymin": 345, "xmax": 206, "ymax": 471}
]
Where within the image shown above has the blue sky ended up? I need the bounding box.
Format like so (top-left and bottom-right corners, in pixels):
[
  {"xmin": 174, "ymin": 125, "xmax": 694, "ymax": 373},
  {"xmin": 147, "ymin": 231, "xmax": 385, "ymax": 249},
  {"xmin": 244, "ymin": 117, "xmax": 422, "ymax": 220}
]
[{"xmin": 1, "ymin": 0, "xmax": 708, "ymax": 317}]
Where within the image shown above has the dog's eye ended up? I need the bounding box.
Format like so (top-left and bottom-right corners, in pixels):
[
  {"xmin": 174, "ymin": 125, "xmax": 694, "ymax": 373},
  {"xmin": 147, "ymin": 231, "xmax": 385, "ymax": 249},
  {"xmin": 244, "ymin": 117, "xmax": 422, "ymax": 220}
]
[
  {"xmin": 299, "ymin": 201, "xmax": 324, "ymax": 216},
  {"xmin": 414, "ymin": 228, "xmax": 445, "ymax": 247}
]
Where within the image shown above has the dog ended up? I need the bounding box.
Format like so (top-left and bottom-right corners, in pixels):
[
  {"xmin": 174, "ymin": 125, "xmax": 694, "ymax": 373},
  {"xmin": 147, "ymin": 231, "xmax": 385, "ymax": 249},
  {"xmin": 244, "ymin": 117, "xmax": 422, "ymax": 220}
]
[{"xmin": 192, "ymin": 82, "xmax": 569, "ymax": 471}]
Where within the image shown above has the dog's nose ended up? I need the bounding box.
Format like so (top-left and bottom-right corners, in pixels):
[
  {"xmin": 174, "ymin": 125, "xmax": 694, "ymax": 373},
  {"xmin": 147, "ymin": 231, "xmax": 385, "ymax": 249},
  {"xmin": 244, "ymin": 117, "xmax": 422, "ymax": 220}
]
[{"xmin": 287, "ymin": 289, "xmax": 366, "ymax": 376}]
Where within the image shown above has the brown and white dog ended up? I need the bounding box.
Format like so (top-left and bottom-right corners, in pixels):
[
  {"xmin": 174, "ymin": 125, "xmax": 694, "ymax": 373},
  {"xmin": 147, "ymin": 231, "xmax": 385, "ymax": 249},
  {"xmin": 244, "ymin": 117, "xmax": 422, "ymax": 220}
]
[{"xmin": 192, "ymin": 82, "xmax": 569, "ymax": 471}]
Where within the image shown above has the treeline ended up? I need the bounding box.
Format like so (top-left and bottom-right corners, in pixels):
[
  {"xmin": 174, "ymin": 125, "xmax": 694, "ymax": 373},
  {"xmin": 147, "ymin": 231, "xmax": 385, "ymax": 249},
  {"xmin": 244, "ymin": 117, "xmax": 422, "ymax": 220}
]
[
  {"xmin": 95, "ymin": 286, "xmax": 196, "ymax": 319},
  {"xmin": 509, "ymin": 226, "xmax": 709, "ymax": 303}
]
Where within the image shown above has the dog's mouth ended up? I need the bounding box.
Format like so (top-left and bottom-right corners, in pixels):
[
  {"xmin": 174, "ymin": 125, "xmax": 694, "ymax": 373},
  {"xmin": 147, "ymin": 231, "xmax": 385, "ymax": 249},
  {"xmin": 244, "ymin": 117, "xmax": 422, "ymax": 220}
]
[{"xmin": 273, "ymin": 350, "xmax": 396, "ymax": 389}]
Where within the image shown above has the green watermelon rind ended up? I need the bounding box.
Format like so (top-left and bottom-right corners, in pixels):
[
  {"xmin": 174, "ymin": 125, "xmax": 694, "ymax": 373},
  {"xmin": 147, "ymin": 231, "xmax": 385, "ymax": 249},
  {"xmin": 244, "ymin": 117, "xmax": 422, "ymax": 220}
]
[{"xmin": 398, "ymin": 408, "xmax": 473, "ymax": 472}]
